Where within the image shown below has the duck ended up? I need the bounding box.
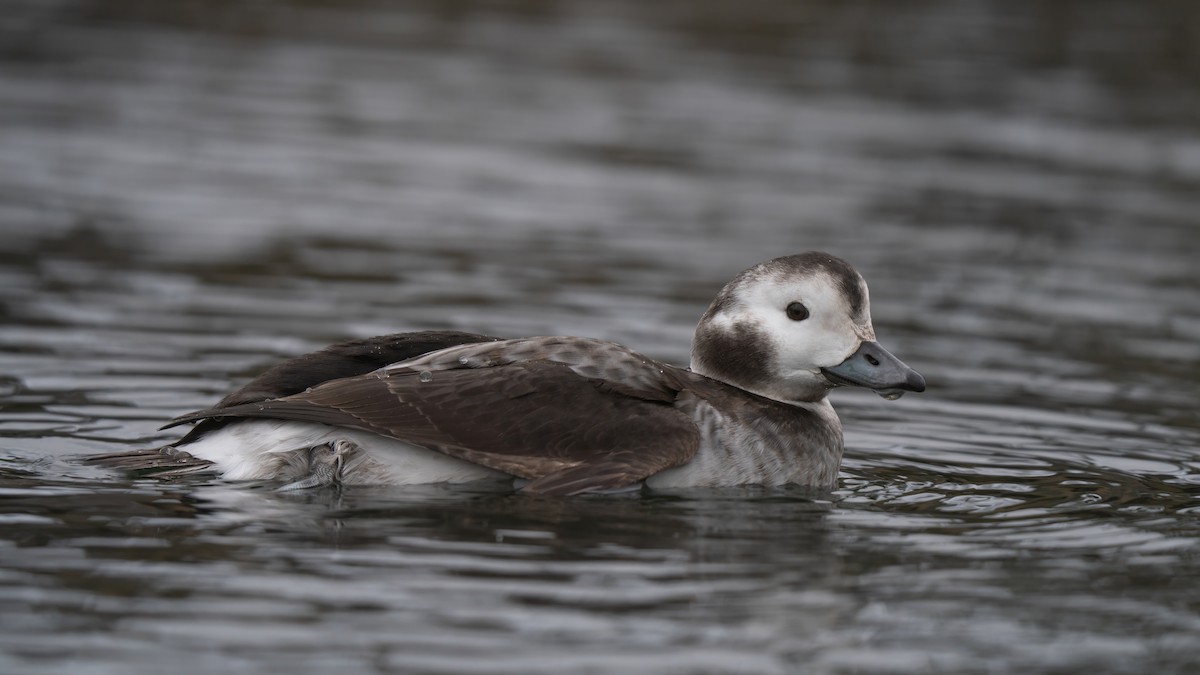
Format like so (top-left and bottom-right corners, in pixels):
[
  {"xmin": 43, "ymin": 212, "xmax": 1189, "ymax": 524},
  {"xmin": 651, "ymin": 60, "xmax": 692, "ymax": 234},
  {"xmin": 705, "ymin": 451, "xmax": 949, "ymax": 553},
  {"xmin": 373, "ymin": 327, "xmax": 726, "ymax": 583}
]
[{"xmin": 91, "ymin": 252, "xmax": 925, "ymax": 495}]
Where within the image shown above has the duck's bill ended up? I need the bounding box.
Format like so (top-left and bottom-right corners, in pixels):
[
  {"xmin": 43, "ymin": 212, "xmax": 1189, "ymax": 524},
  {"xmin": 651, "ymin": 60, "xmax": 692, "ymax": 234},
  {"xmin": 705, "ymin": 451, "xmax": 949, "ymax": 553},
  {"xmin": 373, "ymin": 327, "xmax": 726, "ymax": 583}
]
[{"xmin": 821, "ymin": 341, "xmax": 926, "ymax": 400}]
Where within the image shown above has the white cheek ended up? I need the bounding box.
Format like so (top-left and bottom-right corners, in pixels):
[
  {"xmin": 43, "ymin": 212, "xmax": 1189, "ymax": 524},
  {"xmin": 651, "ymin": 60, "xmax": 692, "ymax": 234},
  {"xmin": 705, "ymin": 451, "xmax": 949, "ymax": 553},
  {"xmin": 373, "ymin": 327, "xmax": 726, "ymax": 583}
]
[
  {"xmin": 772, "ymin": 317, "xmax": 860, "ymax": 372},
  {"xmin": 736, "ymin": 275, "xmax": 866, "ymax": 373},
  {"xmin": 762, "ymin": 297, "xmax": 862, "ymax": 372},
  {"xmin": 768, "ymin": 312, "xmax": 864, "ymax": 369},
  {"xmin": 812, "ymin": 316, "xmax": 863, "ymax": 364}
]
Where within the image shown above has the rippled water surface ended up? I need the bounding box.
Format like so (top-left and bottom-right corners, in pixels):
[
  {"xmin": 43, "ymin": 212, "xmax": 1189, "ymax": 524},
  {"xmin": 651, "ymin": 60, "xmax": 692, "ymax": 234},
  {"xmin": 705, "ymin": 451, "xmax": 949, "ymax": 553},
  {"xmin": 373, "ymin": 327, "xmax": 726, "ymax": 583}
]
[{"xmin": 2, "ymin": 1, "xmax": 1199, "ymax": 673}]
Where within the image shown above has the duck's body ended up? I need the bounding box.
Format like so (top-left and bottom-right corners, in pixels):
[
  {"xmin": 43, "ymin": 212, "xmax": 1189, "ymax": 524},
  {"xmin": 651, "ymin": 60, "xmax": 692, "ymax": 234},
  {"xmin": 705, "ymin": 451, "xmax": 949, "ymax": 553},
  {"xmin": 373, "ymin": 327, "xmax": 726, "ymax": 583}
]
[{"xmin": 93, "ymin": 253, "xmax": 924, "ymax": 495}]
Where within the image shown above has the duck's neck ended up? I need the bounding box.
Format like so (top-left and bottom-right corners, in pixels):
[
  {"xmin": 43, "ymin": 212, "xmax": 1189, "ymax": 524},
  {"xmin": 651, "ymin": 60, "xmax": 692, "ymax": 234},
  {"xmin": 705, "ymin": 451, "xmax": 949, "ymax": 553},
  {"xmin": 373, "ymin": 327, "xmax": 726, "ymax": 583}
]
[{"xmin": 645, "ymin": 391, "xmax": 844, "ymax": 489}]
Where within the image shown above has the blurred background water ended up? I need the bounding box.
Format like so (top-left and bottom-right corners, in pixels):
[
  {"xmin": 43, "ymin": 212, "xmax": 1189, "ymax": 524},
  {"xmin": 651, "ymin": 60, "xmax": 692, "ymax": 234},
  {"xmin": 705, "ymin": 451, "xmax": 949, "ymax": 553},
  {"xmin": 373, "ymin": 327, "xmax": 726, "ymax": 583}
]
[{"xmin": 1, "ymin": 1, "xmax": 1199, "ymax": 673}]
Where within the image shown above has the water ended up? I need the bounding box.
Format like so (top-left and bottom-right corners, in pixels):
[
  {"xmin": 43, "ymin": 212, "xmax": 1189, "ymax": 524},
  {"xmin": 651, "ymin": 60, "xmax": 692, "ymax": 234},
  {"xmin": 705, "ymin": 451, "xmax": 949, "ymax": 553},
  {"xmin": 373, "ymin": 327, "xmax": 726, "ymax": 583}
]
[{"xmin": 2, "ymin": 1, "xmax": 1199, "ymax": 673}]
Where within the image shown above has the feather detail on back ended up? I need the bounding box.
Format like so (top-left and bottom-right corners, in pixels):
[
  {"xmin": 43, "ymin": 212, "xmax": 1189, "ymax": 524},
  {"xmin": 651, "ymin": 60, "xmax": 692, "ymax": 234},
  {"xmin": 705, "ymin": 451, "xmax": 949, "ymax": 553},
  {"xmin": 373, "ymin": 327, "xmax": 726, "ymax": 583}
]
[{"xmin": 165, "ymin": 351, "xmax": 701, "ymax": 496}]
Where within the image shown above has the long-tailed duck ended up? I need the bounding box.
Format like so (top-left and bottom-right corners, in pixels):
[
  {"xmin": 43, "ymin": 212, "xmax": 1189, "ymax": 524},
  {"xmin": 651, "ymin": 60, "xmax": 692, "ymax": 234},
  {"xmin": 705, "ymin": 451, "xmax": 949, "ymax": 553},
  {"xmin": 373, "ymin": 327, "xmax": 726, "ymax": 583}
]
[{"xmin": 92, "ymin": 252, "xmax": 924, "ymax": 495}]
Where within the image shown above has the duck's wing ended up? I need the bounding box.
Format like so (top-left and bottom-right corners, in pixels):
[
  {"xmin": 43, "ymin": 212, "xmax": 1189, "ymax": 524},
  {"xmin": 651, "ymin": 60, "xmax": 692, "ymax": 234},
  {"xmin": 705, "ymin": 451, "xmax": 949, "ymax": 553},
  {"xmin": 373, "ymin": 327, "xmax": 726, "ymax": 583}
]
[
  {"xmin": 165, "ymin": 342, "xmax": 701, "ymax": 496},
  {"xmin": 86, "ymin": 331, "xmax": 501, "ymax": 475},
  {"xmin": 176, "ymin": 331, "xmax": 501, "ymax": 445},
  {"xmin": 215, "ymin": 330, "xmax": 502, "ymax": 408}
]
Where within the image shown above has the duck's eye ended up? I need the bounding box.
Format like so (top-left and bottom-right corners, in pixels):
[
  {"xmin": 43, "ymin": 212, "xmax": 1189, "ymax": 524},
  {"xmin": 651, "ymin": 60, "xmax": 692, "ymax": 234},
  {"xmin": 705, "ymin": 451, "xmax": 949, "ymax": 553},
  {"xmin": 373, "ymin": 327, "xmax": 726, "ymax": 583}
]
[{"xmin": 786, "ymin": 302, "xmax": 809, "ymax": 321}]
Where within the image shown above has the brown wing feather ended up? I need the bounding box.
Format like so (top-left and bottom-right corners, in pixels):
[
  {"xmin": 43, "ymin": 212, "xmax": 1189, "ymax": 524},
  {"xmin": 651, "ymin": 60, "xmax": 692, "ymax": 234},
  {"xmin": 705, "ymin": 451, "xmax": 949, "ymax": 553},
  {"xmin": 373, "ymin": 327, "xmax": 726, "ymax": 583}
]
[
  {"xmin": 217, "ymin": 331, "xmax": 499, "ymax": 406},
  {"xmin": 173, "ymin": 360, "xmax": 700, "ymax": 495},
  {"xmin": 166, "ymin": 331, "xmax": 500, "ymax": 443}
]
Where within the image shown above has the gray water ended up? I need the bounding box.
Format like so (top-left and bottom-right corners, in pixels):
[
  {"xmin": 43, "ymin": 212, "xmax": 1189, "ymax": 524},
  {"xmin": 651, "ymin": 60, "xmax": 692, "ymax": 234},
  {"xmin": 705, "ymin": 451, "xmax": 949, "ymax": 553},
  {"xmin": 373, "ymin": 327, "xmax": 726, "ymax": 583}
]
[{"xmin": 2, "ymin": 1, "xmax": 1199, "ymax": 673}]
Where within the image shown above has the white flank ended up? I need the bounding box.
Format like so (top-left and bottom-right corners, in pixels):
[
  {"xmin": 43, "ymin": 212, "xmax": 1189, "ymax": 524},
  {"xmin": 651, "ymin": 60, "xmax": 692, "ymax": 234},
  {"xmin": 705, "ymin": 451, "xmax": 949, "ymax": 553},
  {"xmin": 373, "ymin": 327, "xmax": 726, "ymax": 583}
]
[{"xmin": 181, "ymin": 420, "xmax": 508, "ymax": 484}]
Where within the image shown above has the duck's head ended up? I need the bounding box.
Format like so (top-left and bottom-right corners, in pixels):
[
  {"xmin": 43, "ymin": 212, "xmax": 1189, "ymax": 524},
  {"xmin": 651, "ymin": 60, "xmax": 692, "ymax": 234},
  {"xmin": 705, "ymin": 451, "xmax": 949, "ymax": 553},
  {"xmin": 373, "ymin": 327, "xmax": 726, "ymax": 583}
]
[{"xmin": 691, "ymin": 252, "xmax": 925, "ymax": 404}]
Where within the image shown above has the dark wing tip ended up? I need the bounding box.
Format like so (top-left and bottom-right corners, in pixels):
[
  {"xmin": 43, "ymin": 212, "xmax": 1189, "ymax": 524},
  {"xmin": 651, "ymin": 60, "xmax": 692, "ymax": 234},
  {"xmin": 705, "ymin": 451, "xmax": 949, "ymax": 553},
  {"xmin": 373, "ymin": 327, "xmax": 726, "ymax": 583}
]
[
  {"xmin": 159, "ymin": 407, "xmax": 230, "ymax": 430},
  {"xmin": 83, "ymin": 446, "xmax": 217, "ymax": 477}
]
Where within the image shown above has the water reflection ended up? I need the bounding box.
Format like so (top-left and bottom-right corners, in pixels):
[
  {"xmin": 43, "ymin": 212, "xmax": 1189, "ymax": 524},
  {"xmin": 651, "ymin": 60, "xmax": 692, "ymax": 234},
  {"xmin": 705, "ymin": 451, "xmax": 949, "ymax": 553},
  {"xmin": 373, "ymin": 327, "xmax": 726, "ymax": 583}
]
[{"xmin": 0, "ymin": 475, "xmax": 841, "ymax": 672}]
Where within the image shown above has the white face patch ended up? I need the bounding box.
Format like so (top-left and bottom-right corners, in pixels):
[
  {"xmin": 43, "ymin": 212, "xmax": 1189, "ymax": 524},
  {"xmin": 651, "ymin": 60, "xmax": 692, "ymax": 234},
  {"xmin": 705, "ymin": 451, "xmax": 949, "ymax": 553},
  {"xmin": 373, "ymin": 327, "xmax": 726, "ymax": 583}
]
[
  {"xmin": 742, "ymin": 270, "xmax": 873, "ymax": 372},
  {"xmin": 692, "ymin": 262, "xmax": 878, "ymax": 402}
]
